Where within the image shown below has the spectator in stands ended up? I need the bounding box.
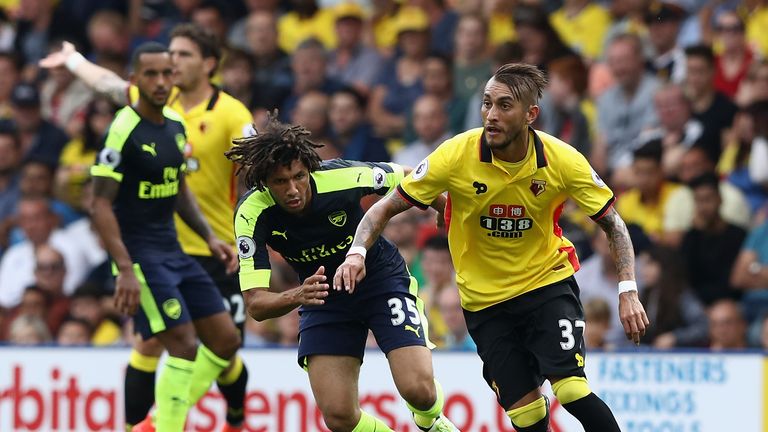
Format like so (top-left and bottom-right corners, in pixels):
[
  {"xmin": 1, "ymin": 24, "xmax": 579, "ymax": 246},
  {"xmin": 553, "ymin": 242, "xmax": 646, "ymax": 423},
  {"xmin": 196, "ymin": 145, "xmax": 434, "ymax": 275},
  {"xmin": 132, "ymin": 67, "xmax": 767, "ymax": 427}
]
[
  {"xmin": 382, "ymin": 207, "xmax": 426, "ymax": 284},
  {"xmin": 68, "ymin": 283, "xmax": 121, "ymax": 346},
  {"xmin": 721, "ymin": 101, "xmax": 768, "ymax": 213},
  {"xmin": 684, "ymin": 45, "xmax": 738, "ymax": 161},
  {"xmin": 393, "ymin": 95, "xmax": 452, "ymax": 167},
  {"xmin": 616, "ymin": 139, "xmax": 680, "ymax": 240},
  {"xmin": 191, "ymin": 1, "xmax": 229, "ymax": 47},
  {"xmin": 452, "ymin": 13, "xmax": 491, "ymax": 105},
  {"xmin": 86, "ymin": 10, "xmax": 130, "ymax": 67},
  {"xmin": 17, "ymin": 158, "xmax": 79, "ymax": 228},
  {"xmin": 278, "ymin": 0, "xmax": 336, "ymax": 52},
  {"xmin": 276, "ymin": 309, "xmax": 300, "ymax": 347},
  {"xmin": 483, "ymin": 0, "xmax": 516, "ymax": 48},
  {"xmin": 744, "ymin": 0, "xmax": 768, "ymax": 58},
  {"xmin": 735, "ymin": 59, "xmax": 768, "ymax": 108},
  {"xmin": 712, "ymin": 11, "xmax": 753, "ymax": 100},
  {"xmin": 32, "ymin": 244, "xmax": 71, "ymax": 334},
  {"xmin": 0, "ymin": 286, "xmax": 48, "ymax": 340},
  {"xmin": 227, "ymin": 0, "xmax": 281, "ymax": 51},
  {"xmin": 328, "ymin": 87, "xmax": 389, "ymax": 162},
  {"xmin": 680, "ymin": 173, "xmax": 747, "ymax": 306},
  {"xmin": 277, "ymin": 38, "xmax": 341, "ymax": 121},
  {"xmin": 645, "ymin": 2, "xmax": 687, "ymax": 83},
  {"xmin": 575, "ymin": 229, "xmax": 641, "ymax": 348},
  {"xmin": 411, "ymin": 0, "xmax": 459, "ymax": 58},
  {"xmin": 244, "ymin": 11, "xmax": 292, "ymax": 109},
  {"xmin": 368, "ymin": 0, "xmax": 403, "ymax": 54},
  {"xmin": 649, "ymin": 84, "xmax": 712, "ymax": 175},
  {"xmin": 0, "ymin": 123, "xmax": 20, "ymax": 225},
  {"xmin": 418, "ymin": 234, "xmax": 454, "ymax": 345},
  {"xmin": 594, "ymin": 33, "xmax": 659, "ymax": 179},
  {"xmin": 327, "ymin": 2, "xmax": 383, "ymax": 95},
  {"xmin": 513, "ymin": 5, "xmax": 574, "ymax": 71},
  {"xmin": 730, "ymin": 219, "xmax": 768, "ymax": 323},
  {"xmin": 639, "ymin": 246, "xmax": 709, "ymax": 348},
  {"xmin": 291, "ymin": 91, "xmax": 334, "ymax": 158},
  {"xmin": 56, "ymin": 317, "xmax": 92, "ymax": 346},
  {"xmin": 662, "ymin": 147, "xmax": 751, "ymax": 246},
  {"xmin": 422, "ymin": 54, "xmax": 466, "ymax": 135},
  {"xmin": 0, "ymin": 52, "xmax": 19, "ymax": 119},
  {"xmin": 220, "ymin": 47, "xmax": 255, "ymax": 109},
  {"xmin": 55, "ymin": 96, "xmax": 116, "ymax": 210},
  {"xmin": 10, "ymin": 82, "xmax": 69, "ymax": 168},
  {"xmin": 62, "ymin": 179, "xmax": 109, "ymax": 288},
  {"xmin": 707, "ymin": 299, "xmax": 748, "ymax": 350},
  {"xmin": 583, "ymin": 298, "xmax": 613, "ymax": 350},
  {"xmin": 437, "ymin": 286, "xmax": 476, "ymax": 351},
  {"xmin": 550, "ymin": 0, "xmax": 612, "ymax": 61},
  {"xmin": 0, "ymin": 197, "xmax": 91, "ymax": 308},
  {"xmin": 8, "ymin": 314, "xmax": 51, "ymax": 345},
  {"xmin": 539, "ymin": 55, "xmax": 594, "ymax": 157},
  {"xmin": 368, "ymin": 6, "xmax": 429, "ymax": 140}
]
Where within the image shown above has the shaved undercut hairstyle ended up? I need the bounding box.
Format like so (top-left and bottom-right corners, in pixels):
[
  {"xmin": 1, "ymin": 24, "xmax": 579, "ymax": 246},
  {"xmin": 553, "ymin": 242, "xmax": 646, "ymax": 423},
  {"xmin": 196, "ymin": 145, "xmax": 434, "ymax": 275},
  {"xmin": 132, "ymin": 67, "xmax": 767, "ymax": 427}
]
[{"xmin": 492, "ymin": 63, "xmax": 548, "ymax": 106}]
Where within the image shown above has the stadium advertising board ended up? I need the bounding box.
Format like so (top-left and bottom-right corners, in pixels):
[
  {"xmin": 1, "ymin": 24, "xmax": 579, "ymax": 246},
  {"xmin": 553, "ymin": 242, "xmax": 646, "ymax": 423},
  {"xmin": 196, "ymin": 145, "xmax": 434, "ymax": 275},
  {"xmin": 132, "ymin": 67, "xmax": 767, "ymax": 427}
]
[{"xmin": 0, "ymin": 348, "xmax": 764, "ymax": 431}]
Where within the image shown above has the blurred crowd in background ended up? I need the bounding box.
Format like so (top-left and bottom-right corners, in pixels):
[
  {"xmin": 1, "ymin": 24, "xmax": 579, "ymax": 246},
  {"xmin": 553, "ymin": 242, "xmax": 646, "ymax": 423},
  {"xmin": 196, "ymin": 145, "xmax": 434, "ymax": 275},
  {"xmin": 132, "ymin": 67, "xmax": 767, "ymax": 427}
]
[{"xmin": 0, "ymin": 0, "xmax": 767, "ymax": 353}]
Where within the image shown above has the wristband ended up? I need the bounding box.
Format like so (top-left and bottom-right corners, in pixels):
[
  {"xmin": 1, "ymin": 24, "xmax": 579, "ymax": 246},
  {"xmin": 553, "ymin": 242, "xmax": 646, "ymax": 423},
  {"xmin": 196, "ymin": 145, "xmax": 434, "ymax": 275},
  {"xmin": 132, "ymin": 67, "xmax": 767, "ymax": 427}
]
[
  {"xmin": 346, "ymin": 246, "xmax": 367, "ymax": 259},
  {"xmin": 65, "ymin": 52, "xmax": 86, "ymax": 72},
  {"xmin": 618, "ymin": 280, "xmax": 638, "ymax": 294}
]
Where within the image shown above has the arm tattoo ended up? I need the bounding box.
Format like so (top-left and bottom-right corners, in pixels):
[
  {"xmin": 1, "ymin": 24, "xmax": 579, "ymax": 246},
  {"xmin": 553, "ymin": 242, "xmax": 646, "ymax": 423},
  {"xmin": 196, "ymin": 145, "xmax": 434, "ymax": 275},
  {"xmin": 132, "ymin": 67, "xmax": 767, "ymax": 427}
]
[
  {"xmin": 352, "ymin": 192, "xmax": 412, "ymax": 250},
  {"xmin": 94, "ymin": 74, "xmax": 129, "ymax": 106},
  {"xmin": 595, "ymin": 207, "xmax": 635, "ymax": 281}
]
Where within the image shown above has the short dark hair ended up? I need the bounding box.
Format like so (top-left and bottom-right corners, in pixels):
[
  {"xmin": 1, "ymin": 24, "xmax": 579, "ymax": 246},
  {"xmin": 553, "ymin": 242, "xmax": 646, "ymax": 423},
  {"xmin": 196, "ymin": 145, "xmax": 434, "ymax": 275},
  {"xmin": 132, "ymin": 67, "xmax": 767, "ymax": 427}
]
[
  {"xmin": 221, "ymin": 47, "xmax": 254, "ymax": 71},
  {"xmin": 633, "ymin": 138, "xmax": 663, "ymax": 164},
  {"xmin": 684, "ymin": 44, "xmax": 715, "ymax": 67},
  {"xmin": 225, "ymin": 112, "xmax": 322, "ymax": 191},
  {"xmin": 491, "ymin": 63, "xmax": 547, "ymax": 106},
  {"xmin": 130, "ymin": 41, "xmax": 168, "ymax": 72},
  {"xmin": 333, "ymin": 86, "xmax": 367, "ymax": 109},
  {"xmin": 688, "ymin": 172, "xmax": 720, "ymax": 193},
  {"xmin": 547, "ymin": 55, "xmax": 589, "ymax": 97},
  {"xmin": 0, "ymin": 119, "xmax": 20, "ymax": 150},
  {"xmin": 423, "ymin": 234, "xmax": 449, "ymax": 251},
  {"xmin": 171, "ymin": 23, "xmax": 221, "ymax": 75}
]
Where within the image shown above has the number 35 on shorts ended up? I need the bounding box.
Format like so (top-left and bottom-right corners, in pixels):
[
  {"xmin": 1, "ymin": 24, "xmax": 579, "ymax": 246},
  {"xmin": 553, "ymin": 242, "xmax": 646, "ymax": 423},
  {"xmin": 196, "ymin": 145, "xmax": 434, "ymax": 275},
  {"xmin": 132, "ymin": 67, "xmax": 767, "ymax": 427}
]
[{"xmin": 387, "ymin": 296, "xmax": 426, "ymax": 338}]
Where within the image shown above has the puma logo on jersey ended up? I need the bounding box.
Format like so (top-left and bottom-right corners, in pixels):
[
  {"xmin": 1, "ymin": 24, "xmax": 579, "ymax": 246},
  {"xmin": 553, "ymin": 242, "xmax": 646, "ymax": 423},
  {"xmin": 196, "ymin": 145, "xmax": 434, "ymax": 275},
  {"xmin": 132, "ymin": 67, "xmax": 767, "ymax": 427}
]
[
  {"xmin": 142, "ymin": 143, "xmax": 157, "ymax": 157},
  {"xmin": 404, "ymin": 325, "xmax": 421, "ymax": 338},
  {"xmin": 272, "ymin": 230, "xmax": 288, "ymax": 240},
  {"xmin": 239, "ymin": 214, "xmax": 254, "ymax": 226}
]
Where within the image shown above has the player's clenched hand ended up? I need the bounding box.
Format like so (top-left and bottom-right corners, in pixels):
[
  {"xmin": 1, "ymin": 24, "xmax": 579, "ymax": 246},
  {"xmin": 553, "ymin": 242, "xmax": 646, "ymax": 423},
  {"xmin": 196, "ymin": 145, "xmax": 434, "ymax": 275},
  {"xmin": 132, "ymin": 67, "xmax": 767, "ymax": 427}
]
[
  {"xmin": 208, "ymin": 237, "xmax": 238, "ymax": 274},
  {"xmin": 114, "ymin": 271, "xmax": 141, "ymax": 316},
  {"xmin": 291, "ymin": 266, "xmax": 329, "ymax": 306},
  {"xmin": 619, "ymin": 290, "xmax": 650, "ymax": 345},
  {"xmin": 333, "ymin": 254, "xmax": 366, "ymax": 294},
  {"xmin": 39, "ymin": 41, "xmax": 76, "ymax": 69}
]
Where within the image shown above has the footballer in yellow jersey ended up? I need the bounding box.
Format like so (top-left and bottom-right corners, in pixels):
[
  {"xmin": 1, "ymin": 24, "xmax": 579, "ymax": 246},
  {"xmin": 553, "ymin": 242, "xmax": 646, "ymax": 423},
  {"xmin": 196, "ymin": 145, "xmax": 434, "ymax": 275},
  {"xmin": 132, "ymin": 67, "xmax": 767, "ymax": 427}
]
[{"xmin": 336, "ymin": 63, "xmax": 649, "ymax": 432}]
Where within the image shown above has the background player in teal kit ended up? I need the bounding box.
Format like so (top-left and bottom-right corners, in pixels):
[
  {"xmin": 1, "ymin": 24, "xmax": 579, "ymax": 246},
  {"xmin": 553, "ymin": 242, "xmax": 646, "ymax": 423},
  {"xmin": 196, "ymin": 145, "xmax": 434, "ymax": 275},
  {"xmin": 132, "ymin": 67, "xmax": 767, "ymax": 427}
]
[
  {"xmin": 227, "ymin": 115, "xmax": 459, "ymax": 432},
  {"xmin": 88, "ymin": 42, "xmax": 241, "ymax": 432}
]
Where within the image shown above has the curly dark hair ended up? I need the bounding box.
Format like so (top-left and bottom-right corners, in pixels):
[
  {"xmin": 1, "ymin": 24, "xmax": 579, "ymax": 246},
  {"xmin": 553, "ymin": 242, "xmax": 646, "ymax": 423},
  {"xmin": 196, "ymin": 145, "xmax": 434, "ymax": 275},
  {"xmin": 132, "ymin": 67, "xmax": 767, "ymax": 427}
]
[{"xmin": 225, "ymin": 112, "xmax": 322, "ymax": 191}]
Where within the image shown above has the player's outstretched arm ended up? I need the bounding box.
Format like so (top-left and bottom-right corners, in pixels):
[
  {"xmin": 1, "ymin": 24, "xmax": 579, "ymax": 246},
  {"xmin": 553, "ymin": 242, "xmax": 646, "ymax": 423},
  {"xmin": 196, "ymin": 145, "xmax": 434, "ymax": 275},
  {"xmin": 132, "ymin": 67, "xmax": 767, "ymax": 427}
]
[
  {"xmin": 176, "ymin": 178, "xmax": 237, "ymax": 273},
  {"xmin": 334, "ymin": 192, "xmax": 413, "ymax": 293},
  {"xmin": 595, "ymin": 207, "xmax": 650, "ymax": 345},
  {"xmin": 89, "ymin": 177, "xmax": 141, "ymax": 316},
  {"xmin": 244, "ymin": 266, "xmax": 329, "ymax": 321},
  {"xmin": 39, "ymin": 41, "xmax": 129, "ymax": 105}
]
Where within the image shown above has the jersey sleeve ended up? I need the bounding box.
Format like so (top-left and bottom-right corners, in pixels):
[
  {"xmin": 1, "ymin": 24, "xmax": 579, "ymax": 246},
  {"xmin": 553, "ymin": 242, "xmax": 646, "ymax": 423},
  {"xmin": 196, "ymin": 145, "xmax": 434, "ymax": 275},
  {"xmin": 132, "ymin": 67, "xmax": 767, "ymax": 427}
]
[
  {"xmin": 318, "ymin": 159, "xmax": 405, "ymax": 196},
  {"xmin": 564, "ymin": 150, "xmax": 615, "ymax": 220},
  {"xmin": 234, "ymin": 192, "xmax": 274, "ymax": 291},
  {"xmin": 90, "ymin": 107, "xmax": 140, "ymax": 182},
  {"xmin": 228, "ymin": 100, "xmax": 255, "ymax": 148},
  {"xmin": 397, "ymin": 140, "xmax": 454, "ymax": 210}
]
